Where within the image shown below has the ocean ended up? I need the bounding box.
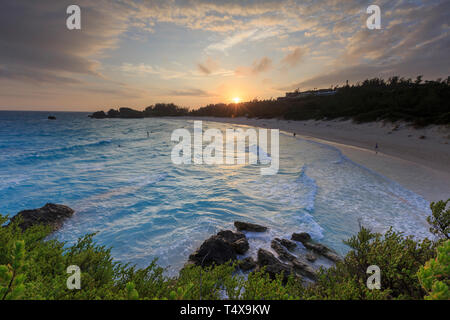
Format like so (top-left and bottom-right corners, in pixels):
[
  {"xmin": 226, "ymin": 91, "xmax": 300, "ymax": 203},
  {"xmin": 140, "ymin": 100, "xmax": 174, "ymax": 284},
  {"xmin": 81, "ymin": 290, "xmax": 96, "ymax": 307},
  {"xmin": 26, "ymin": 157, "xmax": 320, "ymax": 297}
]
[{"xmin": 0, "ymin": 111, "xmax": 432, "ymax": 274}]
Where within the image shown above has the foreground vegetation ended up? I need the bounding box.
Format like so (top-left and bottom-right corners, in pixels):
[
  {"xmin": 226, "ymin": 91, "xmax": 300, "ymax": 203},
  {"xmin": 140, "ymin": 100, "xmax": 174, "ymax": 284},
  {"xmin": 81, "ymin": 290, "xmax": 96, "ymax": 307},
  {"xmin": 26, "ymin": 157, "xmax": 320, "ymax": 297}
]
[
  {"xmin": 1, "ymin": 199, "xmax": 448, "ymax": 300},
  {"xmin": 92, "ymin": 76, "xmax": 450, "ymax": 127}
]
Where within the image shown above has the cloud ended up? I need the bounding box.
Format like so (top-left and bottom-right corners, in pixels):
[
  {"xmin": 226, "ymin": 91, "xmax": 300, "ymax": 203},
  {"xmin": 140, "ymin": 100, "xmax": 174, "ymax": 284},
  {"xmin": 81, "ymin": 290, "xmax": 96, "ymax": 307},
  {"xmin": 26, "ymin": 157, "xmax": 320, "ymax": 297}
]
[
  {"xmin": 0, "ymin": 0, "xmax": 130, "ymax": 85},
  {"xmin": 281, "ymin": 47, "xmax": 307, "ymax": 68},
  {"xmin": 0, "ymin": 65, "xmax": 82, "ymax": 84},
  {"xmin": 120, "ymin": 63, "xmax": 188, "ymax": 80},
  {"xmin": 197, "ymin": 57, "xmax": 219, "ymax": 75},
  {"xmin": 206, "ymin": 29, "xmax": 259, "ymax": 51},
  {"xmin": 252, "ymin": 57, "xmax": 273, "ymax": 73},
  {"xmin": 236, "ymin": 57, "xmax": 273, "ymax": 76},
  {"xmin": 121, "ymin": 61, "xmax": 234, "ymax": 80},
  {"xmin": 168, "ymin": 88, "xmax": 216, "ymax": 97},
  {"xmin": 205, "ymin": 26, "xmax": 287, "ymax": 52}
]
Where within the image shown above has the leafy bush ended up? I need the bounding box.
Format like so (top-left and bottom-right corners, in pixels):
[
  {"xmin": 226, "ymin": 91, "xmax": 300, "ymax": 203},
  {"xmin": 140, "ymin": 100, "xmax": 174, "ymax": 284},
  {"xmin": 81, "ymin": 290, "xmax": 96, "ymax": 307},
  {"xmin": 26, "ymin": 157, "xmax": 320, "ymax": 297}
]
[
  {"xmin": 302, "ymin": 227, "xmax": 435, "ymax": 300},
  {"xmin": 427, "ymin": 199, "xmax": 450, "ymax": 240},
  {"xmin": 417, "ymin": 240, "xmax": 449, "ymax": 300},
  {"xmin": 0, "ymin": 240, "xmax": 25, "ymax": 300}
]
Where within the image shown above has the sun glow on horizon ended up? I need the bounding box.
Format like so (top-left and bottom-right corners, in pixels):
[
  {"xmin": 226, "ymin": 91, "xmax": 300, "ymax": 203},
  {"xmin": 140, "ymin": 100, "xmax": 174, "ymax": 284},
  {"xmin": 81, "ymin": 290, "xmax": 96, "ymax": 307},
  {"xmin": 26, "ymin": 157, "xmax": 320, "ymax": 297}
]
[{"xmin": 232, "ymin": 97, "xmax": 241, "ymax": 104}]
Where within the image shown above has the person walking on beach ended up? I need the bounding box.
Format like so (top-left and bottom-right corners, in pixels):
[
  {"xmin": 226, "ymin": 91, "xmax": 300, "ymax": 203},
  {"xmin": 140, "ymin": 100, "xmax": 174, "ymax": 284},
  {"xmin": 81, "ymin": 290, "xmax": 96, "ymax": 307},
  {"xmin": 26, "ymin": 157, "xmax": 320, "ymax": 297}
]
[
  {"xmin": 147, "ymin": 131, "xmax": 150, "ymax": 138},
  {"xmin": 375, "ymin": 142, "xmax": 379, "ymax": 154}
]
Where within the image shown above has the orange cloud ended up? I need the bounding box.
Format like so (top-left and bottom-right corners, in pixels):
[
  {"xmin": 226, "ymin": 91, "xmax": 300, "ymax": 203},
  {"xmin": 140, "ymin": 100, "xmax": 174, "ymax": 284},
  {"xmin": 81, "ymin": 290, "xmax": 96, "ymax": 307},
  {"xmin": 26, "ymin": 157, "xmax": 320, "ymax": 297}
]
[
  {"xmin": 197, "ymin": 57, "xmax": 219, "ymax": 75},
  {"xmin": 281, "ymin": 47, "xmax": 307, "ymax": 68},
  {"xmin": 236, "ymin": 57, "xmax": 273, "ymax": 76}
]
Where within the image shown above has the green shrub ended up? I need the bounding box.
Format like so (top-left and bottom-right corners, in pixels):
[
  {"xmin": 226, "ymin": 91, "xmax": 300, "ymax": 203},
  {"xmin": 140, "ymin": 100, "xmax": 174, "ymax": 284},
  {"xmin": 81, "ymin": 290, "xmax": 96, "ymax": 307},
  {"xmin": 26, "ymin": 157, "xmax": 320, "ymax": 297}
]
[
  {"xmin": 0, "ymin": 240, "xmax": 26, "ymax": 300},
  {"xmin": 417, "ymin": 240, "xmax": 449, "ymax": 300},
  {"xmin": 427, "ymin": 199, "xmax": 450, "ymax": 240},
  {"xmin": 301, "ymin": 227, "xmax": 435, "ymax": 300}
]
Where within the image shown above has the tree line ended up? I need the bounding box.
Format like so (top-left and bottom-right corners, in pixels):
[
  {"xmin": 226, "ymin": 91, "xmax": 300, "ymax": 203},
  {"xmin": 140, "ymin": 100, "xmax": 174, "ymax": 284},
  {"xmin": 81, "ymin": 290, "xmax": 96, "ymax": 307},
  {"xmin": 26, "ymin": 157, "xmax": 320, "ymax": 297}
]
[{"xmin": 90, "ymin": 76, "xmax": 450, "ymax": 127}]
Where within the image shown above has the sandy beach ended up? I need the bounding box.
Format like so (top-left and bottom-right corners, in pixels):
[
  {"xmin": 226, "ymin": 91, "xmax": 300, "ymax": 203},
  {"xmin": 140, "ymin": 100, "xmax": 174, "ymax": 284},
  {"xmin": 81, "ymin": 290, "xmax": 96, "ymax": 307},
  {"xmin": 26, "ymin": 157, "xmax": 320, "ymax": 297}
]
[{"xmin": 180, "ymin": 117, "xmax": 450, "ymax": 203}]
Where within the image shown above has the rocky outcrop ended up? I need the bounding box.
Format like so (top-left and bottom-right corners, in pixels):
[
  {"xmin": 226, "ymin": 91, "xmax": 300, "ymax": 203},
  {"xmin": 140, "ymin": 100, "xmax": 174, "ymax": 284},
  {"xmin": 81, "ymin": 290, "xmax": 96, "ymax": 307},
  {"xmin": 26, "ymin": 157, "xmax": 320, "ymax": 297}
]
[
  {"xmin": 305, "ymin": 252, "xmax": 317, "ymax": 262},
  {"xmin": 291, "ymin": 232, "xmax": 311, "ymax": 242},
  {"xmin": 107, "ymin": 109, "xmax": 120, "ymax": 118},
  {"xmin": 275, "ymin": 238, "xmax": 297, "ymax": 251},
  {"xmin": 188, "ymin": 230, "xmax": 249, "ymax": 267},
  {"xmin": 89, "ymin": 111, "xmax": 107, "ymax": 119},
  {"xmin": 271, "ymin": 239, "xmax": 317, "ymax": 280},
  {"xmin": 256, "ymin": 249, "xmax": 293, "ymax": 282},
  {"xmin": 292, "ymin": 257, "xmax": 317, "ymax": 281},
  {"xmin": 234, "ymin": 221, "xmax": 267, "ymax": 232},
  {"xmin": 89, "ymin": 108, "xmax": 144, "ymax": 119},
  {"xmin": 292, "ymin": 232, "xmax": 342, "ymax": 263},
  {"xmin": 217, "ymin": 230, "xmax": 245, "ymax": 243},
  {"xmin": 271, "ymin": 239, "xmax": 296, "ymax": 261},
  {"xmin": 186, "ymin": 226, "xmax": 340, "ymax": 283},
  {"xmin": 188, "ymin": 236, "xmax": 235, "ymax": 267},
  {"xmin": 9, "ymin": 203, "xmax": 74, "ymax": 232},
  {"xmin": 232, "ymin": 238, "xmax": 250, "ymax": 254},
  {"xmin": 117, "ymin": 108, "xmax": 145, "ymax": 119},
  {"xmin": 239, "ymin": 257, "xmax": 257, "ymax": 271}
]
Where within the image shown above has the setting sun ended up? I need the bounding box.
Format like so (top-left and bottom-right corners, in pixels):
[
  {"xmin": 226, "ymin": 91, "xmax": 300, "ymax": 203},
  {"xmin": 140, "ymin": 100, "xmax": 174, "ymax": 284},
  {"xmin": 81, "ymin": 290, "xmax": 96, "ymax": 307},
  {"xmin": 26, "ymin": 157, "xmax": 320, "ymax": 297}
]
[{"xmin": 232, "ymin": 97, "xmax": 241, "ymax": 104}]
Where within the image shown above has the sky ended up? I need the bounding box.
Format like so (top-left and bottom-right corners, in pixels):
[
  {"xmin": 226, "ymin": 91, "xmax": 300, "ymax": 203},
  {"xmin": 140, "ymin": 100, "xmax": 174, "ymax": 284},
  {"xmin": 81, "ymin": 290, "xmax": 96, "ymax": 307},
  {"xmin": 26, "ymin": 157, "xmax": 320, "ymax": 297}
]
[{"xmin": 0, "ymin": 0, "xmax": 449, "ymax": 111}]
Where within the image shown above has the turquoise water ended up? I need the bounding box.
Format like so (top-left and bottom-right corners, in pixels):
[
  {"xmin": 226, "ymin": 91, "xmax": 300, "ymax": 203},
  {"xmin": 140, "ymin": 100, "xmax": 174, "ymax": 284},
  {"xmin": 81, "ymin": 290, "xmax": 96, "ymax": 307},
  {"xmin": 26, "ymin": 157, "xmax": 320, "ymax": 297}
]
[{"xmin": 0, "ymin": 111, "xmax": 432, "ymax": 274}]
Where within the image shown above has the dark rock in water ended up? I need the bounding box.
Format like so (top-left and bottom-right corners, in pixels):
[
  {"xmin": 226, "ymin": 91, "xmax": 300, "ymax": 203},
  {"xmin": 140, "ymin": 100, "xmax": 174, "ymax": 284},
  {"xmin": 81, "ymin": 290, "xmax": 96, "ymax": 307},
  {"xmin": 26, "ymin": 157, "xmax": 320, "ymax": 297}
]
[
  {"xmin": 48, "ymin": 116, "xmax": 56, "ymax": 120},
  {"xmin": 294, "ymin": 236, "xmax": 342, "ymax": 263},
  {"xmin": 9, "ymin": 203, "xmax": 74, "ymax": 232},
  {"xmin": 234, "ymin": 221, "xmax": 267, "ymax": 232},
  {"xmin": 257, "ymin": 248, "xmax": 280, "ymax": 266},
  {"xmin": 232, "ymin": 238, "xmax": 249, "ymax": 254},
  {"xmin": 305, "ymin": 252, "xmax": 317, "ymax": 262},
  {"xmin": 217, "ymin": 230, "xmax": 245, "ymax": 243},
  {"xmin": 188, "ymin": 236, "xmax": 236, "ymax": 267},
  {"xmin": 292, "ymin": 257, "xmax": 317, "ymax": 281},
  {"xmin": 89, "ymin": 111, "xmax": 107, "ymax": 119},
  {"xmin": 188, "ymin": 230, "xmax": 248, "ymax": 267},
  {"xmin": 291, "ymin": 232, "xmax": 312, "ymax": 242},
  {"xmin": 303, "ymin": 242, "xmax": 342, "ymax": 262},
  {"xmin": 257, "ymin": 249, "xmax": 292, "ymax": 281},
  {"xmin": 275, "ymin": 238, "xmax": 297, "ymax": 251},
  {"xmin": 319, "ymin": 249, "xmax": 342, "ymax": 263},
  {"xmin": 239, "ymin": 257, "xmax": 257, "ymax": 271},
  {"xmin": 271, "ymin": 239, "xmax": 296, "ymax": 261}
]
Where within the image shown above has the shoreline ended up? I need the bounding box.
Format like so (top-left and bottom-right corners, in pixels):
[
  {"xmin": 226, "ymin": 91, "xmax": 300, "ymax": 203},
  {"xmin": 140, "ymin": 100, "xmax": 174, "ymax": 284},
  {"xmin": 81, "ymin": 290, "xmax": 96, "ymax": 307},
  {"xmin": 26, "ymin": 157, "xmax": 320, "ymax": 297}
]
[{"xmin": 175, "ymin": 116, "xmax": 450, "ymax": 203}]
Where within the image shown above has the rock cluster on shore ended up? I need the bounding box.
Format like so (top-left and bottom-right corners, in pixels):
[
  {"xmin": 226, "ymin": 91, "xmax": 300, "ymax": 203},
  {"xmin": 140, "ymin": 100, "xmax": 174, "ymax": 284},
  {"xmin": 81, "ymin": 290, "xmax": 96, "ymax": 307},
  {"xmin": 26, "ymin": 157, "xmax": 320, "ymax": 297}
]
[
  {"xmin": 6, "ymin": 204, "xmax": 341, "ymax": 284},
  {"xmin": 186, "ymin": 221, "xmax": 342, "ymax": 282}
]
